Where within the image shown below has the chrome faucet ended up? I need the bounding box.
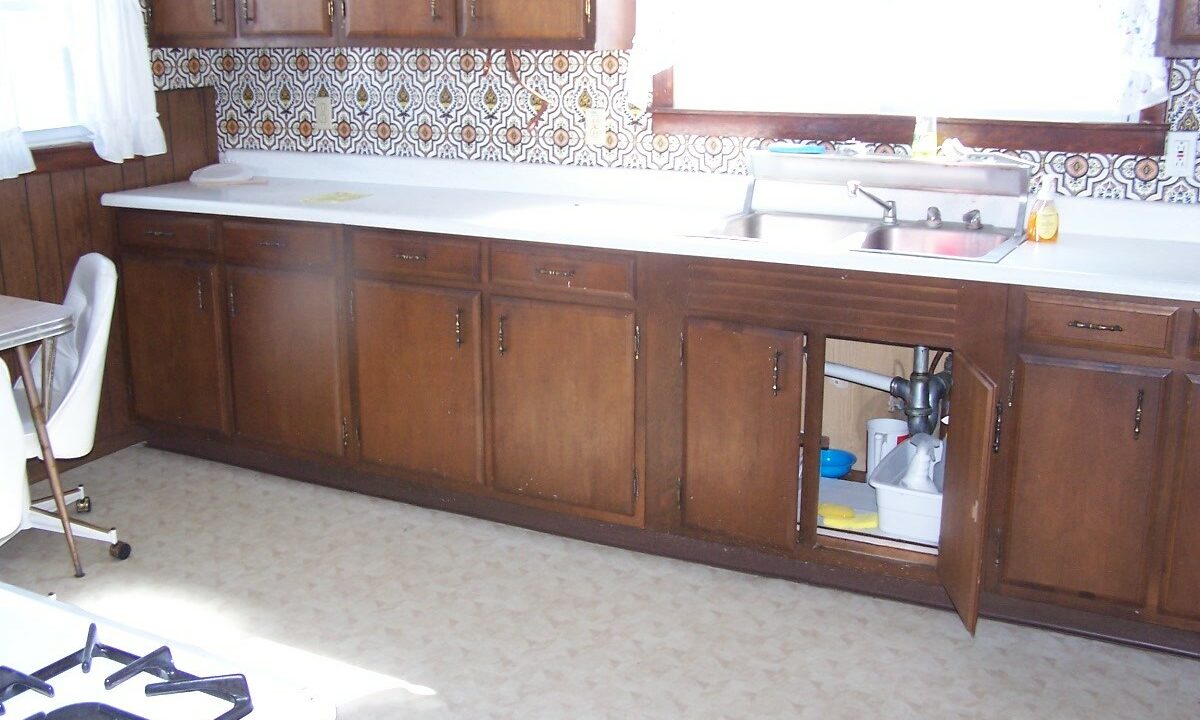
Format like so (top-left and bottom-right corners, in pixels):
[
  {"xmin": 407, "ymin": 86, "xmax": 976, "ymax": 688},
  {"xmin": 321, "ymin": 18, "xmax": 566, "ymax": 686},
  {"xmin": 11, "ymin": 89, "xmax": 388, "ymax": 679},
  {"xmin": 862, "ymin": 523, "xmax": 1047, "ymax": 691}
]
[
  {"xmin": 847, "ymin": 181, "xmax": 897, "ymax": 225},
  {"xmin": 925, "ymin": 206, "xmax": 943, "ymax": 228},
  {"xmin": 963, "ymin": 209, "xmax": 983, "ymax": 230}
]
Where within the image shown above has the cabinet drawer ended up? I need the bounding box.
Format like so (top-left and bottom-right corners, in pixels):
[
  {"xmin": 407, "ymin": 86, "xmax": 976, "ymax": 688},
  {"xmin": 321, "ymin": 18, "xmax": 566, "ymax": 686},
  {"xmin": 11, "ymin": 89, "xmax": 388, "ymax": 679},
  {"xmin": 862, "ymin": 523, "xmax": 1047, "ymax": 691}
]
[
  {"xmin": 222, "ymin": 220, "xmax": 337, "ymax": 268},
  {"xmin": 352, "ymin": 229, "xmax": 480, "ymax": 282},
  {"xmin": 119, "ymin": 212, "xmax": 215, "ymax": 252},
  {"xmin": 490, "ymin": 245, "xmax": 634, "ymax": 299},
  {"xmin": 1021, "ymin": 291, "xmax": 1178, "ymax": 357}
]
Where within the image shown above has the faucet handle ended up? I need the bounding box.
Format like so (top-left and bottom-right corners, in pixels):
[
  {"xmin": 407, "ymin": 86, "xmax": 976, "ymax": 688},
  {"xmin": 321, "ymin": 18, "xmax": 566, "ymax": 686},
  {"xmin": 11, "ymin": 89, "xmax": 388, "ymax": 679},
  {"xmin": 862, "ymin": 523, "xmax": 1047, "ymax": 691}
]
[
  {"xmin": 963, "ymin": 209, "xmax": 982, "ymax": 230},
  {"xmin": 846, "ymin": 180, "xmax": 861, "ymax": 197},
  {"xmin": 925, "ymin": 207, "xmax": 943, "ymax": 228}
]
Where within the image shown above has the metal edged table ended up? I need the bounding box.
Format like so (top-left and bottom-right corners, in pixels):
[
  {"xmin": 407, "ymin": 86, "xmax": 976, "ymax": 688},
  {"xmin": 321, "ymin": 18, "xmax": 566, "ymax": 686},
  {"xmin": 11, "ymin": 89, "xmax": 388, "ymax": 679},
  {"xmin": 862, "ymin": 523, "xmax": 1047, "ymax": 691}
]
[{"xmin": 0, "ymin": 295, "xmax": 83, "ymax": 577}]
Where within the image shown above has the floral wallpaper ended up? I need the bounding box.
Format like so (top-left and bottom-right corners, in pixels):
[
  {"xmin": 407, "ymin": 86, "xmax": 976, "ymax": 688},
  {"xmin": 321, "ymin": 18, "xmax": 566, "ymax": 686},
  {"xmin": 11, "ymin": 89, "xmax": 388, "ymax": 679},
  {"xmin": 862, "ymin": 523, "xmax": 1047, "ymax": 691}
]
[{"xmin": 149, "ymin": 47, "xmax": 1200, "ymax": 203}]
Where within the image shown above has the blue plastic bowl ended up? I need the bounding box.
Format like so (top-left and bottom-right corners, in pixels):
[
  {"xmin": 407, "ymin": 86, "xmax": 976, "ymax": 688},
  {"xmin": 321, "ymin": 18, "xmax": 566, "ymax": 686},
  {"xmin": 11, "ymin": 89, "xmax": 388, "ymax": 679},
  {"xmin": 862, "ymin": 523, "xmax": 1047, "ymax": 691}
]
[{"xmin": 820, "ymin": 449, "xmax": 856, "ymax": 478}]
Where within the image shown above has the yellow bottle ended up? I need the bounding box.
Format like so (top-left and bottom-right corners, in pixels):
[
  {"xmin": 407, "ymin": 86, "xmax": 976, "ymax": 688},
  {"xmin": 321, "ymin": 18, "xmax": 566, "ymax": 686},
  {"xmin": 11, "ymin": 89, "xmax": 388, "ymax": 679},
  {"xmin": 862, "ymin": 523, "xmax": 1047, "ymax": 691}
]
[{"xmin": 1026, "ymin": 176, "xmax": 1060, "ymax": 243}]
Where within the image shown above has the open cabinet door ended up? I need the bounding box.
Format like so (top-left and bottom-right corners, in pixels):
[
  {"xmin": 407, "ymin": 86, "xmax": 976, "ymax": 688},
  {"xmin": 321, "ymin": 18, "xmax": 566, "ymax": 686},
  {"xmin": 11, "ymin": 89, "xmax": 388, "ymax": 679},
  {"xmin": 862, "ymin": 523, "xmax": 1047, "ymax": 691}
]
[{"xmin": 937, "ymin": 353, "xmax": 999, "ymax": 633}]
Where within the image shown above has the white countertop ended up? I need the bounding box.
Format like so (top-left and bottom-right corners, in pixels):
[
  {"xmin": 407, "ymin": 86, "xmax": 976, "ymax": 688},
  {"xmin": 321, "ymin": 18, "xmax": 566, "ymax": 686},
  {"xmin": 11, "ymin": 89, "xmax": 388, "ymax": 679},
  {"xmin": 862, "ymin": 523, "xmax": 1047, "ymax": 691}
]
[{"xmin": 102, "ymin": 150, "xmax": 1200, "ymax": 302}]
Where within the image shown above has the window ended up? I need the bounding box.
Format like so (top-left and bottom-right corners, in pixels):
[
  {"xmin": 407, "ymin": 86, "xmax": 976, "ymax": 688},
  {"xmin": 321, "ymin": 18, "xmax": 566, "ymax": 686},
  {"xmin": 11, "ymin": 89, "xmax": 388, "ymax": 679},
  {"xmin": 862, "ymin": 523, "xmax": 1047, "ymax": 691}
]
[
  {"xmin": 630, "ymin": 0, "xmax": 1169, "ymax": 154},
  {"xmin": 0, "ymin": 0, "xmax": 91, "ymax": 146}
]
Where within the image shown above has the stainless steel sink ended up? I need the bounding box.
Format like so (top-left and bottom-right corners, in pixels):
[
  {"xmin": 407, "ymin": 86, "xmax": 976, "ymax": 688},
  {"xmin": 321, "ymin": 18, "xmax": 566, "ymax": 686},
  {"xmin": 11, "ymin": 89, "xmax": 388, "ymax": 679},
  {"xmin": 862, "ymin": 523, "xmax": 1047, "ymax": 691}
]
[
  {"xmin": 713, "ymin": 211, "xmax": 873, "ymax": 244},
  {"xmin": 854, "ymin": 225, "xmax": 1024, "ymax": 263}
]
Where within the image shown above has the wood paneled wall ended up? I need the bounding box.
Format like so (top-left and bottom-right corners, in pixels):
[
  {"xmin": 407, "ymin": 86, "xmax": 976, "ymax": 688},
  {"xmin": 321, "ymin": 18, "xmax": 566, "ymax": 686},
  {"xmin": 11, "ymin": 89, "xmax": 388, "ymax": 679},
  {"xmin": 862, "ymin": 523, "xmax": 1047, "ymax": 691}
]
[{"xmin": 0, "ymin": 87, "xmax": 217, "ymax": 457}]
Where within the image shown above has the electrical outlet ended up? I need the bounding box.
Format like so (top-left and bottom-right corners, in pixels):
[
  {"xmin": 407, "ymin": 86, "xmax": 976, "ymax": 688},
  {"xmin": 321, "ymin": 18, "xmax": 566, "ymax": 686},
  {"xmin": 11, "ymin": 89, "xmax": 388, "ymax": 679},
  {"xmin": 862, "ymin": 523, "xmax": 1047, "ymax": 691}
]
[
  {"xmin": 1165, "ymin": 131, "xmax": 1198, "ymax": 180},
  {"xmin": 315, "ymin": 94, "xmax": 334, "ymax": 132},
  {"xmin": 829, "ymin": 378, "xmax": 848, "ymax": 389},
  {"xmin": 584, "ymin": 108, "xmax": 606, "ymax": 147}
]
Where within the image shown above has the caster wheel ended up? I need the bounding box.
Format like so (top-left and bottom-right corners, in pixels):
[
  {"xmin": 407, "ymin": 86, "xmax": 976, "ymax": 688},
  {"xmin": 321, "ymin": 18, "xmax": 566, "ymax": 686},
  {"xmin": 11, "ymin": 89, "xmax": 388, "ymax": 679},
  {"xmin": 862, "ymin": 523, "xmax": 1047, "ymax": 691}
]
[
  {"xmin": 110, "ymin": 541, "xmax": 132, "ymax": 561},
  {"xmin": 75, "ymin": 496, "xmax": 92, "ymax": 513}
]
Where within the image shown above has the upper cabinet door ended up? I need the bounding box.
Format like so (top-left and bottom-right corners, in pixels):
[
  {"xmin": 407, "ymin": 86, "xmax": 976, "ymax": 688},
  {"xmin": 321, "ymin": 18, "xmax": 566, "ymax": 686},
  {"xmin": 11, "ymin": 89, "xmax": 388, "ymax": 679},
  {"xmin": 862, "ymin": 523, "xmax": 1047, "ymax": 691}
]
[
  {"xmin": 237, "ymin": 0, "xmax": 335, "ymax": 41},
  {"xmin": 460, "ymin": 0, "xmax": 587, "ymax": 43},
  {"xmin": 150, "ymin": 0, "xmax": 236, "ymax": 45},
  {"xmin": 936, "ymin": 352, "xmax": 998, "ymax": 634},
  {"xmin": 342, "ymin": 0, "xmax": 457, "ymax": 43}
]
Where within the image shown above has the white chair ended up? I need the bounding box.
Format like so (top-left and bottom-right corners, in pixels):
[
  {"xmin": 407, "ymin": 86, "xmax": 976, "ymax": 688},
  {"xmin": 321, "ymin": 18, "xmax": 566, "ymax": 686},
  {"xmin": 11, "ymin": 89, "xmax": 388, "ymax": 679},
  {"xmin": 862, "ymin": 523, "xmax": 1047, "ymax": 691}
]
[
  {"xmin": 0, "ymin": 362, "xmax": 30, "ymax": 547},
  {"xmin": 10, "ymin": 253, "xmax": 130, "ymax": 564}
]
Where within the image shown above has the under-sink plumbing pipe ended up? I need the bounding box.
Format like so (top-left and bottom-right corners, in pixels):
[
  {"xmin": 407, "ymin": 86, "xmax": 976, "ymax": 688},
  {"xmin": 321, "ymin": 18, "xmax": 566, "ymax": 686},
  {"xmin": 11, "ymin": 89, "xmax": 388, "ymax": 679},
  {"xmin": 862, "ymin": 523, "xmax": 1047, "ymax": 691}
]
[
  {"xmin": 824, "ymin": 362, "xmax": 893, "ymax": 394},
  {"xmin": 824, "ymin": 345, "xmax": 953, "ymax": 436}
]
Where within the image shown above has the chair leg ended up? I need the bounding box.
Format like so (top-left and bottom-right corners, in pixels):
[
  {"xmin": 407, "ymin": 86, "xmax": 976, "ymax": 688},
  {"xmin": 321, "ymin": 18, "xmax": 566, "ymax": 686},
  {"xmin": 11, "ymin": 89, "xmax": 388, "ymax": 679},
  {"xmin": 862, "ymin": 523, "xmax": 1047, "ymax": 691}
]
[
  {"xmin": 28, "ymin": 507, "xmax": 117, "ymax": 544},
  {"xmin": 16, "ymin": 344, "xmax": 84, "ymax": 577},
  {"xmin": 32, "ymin": 485, "xmax": 87, "ymax": 513}
]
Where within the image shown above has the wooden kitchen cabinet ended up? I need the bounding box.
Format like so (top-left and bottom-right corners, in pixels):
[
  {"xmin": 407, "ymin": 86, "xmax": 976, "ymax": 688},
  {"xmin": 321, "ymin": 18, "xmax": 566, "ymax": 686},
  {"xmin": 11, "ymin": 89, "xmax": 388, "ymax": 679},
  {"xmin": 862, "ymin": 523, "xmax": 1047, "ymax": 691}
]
[
  {"xmin": 1158, "ymin": 374, "xmax": 1200, "ymax": 623},
  {"xmin": 120, "ymin": 254, "xmax": 230, "ymax": 433},
  {"xmin": 488, "ymin": 296, "xmax": 639, "ymax": 522},
  {"xmin": 149, "ymin": 0, "xmax": 236, "ymax": 45},
  {"xmin": 460, "ymin": 0, "xmax": 587, "ymax": 43},
  {"xmin": 353, "ymin": 279, "xmax": 483, "ymax": 484},
  {"xmin": 225, "ymin": 242, "xmax": 347, "ymax": 458},
  {"xmin": 1000, "ymin": 355, "xmax": 1168, "ymax": 607},
  {"xmin": 341, "ymin": 0, "xmax": 457, "ymax": 43},
  {"xmin": 235, "ymin": 0, "xmax": 335, "ymax": 42},
  {"xmin": 680, "ymin": 318, "xmax": 804, "ymax": 550}
]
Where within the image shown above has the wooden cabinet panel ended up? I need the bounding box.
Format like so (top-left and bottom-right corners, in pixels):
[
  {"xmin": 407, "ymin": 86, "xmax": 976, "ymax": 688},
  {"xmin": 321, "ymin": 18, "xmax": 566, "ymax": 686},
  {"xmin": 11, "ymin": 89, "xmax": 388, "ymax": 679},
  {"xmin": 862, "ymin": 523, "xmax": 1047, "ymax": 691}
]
[
  {"xmin": 354, "ymin": 280, "xmax": 483, "ymax": 483},
  {"xmin": 352, "ymin": 229, "xmax": 480, "ymax": 282},
  {"xmin": 1192, "ymin": 309, "xmax": 1200, "ymax": 361},
  {"xmin": 489, "ymin": 297, "xmax": 637, "ymax": 519},
  {"xmin": 1159, "ymin": 374, "xmax": 1200, "ymax": 622},
  {"xmin": 223, "ymin": 221, "xmax": 337, "ymax": 269},
  {"xmin": 682, "ymin": 318, "xmax": 803, "ymax": 550},
  {"xmin": 119, "ymin": 212, "xmax": 215, "ymax": 253},
  {"xmin": 342, "ymin": 0, "xmax": 457, "ymax": 42},
  {"xmin": 150, "ymin": 0, "xmax": 235, "ymax": 44},
  {"xmin": 1001, "ymin": 355, "xmax": 1168, "ymax": 606},
  {"xmin": 1021, "ymin": 291, "xmax": 1177, "ymax": 357},
  {"xmin": 490, "ymin": 244, "xmax": 634, "ymax": 299},
  {"xmin": 121, "ymin": 255, "xmax": 228, "ymax": 433},
  {"xmin": 460, "ymin": 0, "xmax": 587, "ymax": 42},
  {"xmin": 227, "ymin": 265, "xmax": 345, "ymax": 457},
  {"xmin": 238, "ymin": 0, "xmax": 333, "ymax": 38}
]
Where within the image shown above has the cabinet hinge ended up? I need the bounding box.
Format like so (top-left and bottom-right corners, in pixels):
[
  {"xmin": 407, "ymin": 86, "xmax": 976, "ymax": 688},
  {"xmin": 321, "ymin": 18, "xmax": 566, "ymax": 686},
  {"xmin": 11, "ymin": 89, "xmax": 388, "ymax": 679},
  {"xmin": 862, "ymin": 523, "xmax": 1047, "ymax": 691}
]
[
  {"xmin": 991, "ymin": 401, "xmax": 1003, "ymax": 454},
  {"xmin": 1005, "ymin": 368, "xmax": 1016, "ymax": 408},
  {"xmin": 341, "ymin": 417, "xmax": 350, "ymax": 448},
  {"xmin": 634, "ymin": 323, "xmax": 640, "ymax": 361},
  {"xmin": 675, "ymin": 477, "xmax": 682, "ymax": 510},
  {"xmin": 679, "ymin": 331, "xmax": 685, "ymax": 366},
  {"xmin": 227, "ymin": 281, "xmax": 236, "ymax": 318},
  {"xmin": 632, "ymin": 467, "xmax": 639, "ymax": 500},
  {"xmin": 349, "ymin": 288, "xmax": 355, "ymax": 322},
  {"xmin": 993, "ymin": 527, "xmax": 1005, "ymax": 567}
]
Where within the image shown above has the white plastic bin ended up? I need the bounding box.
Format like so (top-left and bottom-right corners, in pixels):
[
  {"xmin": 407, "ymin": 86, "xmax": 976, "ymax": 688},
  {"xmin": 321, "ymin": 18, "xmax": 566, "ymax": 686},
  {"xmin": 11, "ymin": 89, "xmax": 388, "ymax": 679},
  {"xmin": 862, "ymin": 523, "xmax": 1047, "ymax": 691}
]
[{"xmin": 866, "ymin": 437, "xmax": 944, "ymax": 545}]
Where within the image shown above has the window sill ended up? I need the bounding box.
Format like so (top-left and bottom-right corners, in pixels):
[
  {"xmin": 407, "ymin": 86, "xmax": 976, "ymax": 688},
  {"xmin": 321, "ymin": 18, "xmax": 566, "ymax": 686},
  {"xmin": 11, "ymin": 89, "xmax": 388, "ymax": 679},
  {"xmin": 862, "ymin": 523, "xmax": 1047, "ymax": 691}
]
[{"xmin": 650, "ymin": 108, "xmax": 1169, "ymax": 157}]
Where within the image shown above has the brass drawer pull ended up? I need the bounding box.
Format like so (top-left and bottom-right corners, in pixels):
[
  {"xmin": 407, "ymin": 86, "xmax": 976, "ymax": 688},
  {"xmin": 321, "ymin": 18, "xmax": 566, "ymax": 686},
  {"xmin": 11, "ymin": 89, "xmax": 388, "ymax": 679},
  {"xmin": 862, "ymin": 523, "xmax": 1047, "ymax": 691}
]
[
  {"xmin": 195, "ymin": 276, "xmax": 205, "ymax": 312},
  {"xmin": 454, "ymin": 308, "xmax": 464, "ymax": 347},
  {"xmin": 144, "ymin": 229, "xmax": 175, "ymax": 238},
  {"xmin": 536, "ymin": 267, "xmax": 575, "ymax": 279},
  {"xmin": 211, "ymin": 0, "xmax": 221, "ymax": 23},
  {"xmin": 771, "ymin": 349, "xmax": 782, "ymax": 397},
  {"xmin": 470, "ymin": 0, "xmax": 478, "ymax": 19},
  {"xmin": 497, "ymin": 315, "xmax": 507, "ymax": 356},
  {"xmin": 430, "ymin": 0, "xmax": 439, "ymax": 19},
  {"xmin": 1133, "ymin": 389, "xmax": 1145, "ymax": 439},
  {"xmin": 393, "ymin": 251, "xmax": 427, "ymax": 262},
  {"xmin": 1067, "ymin": 320, "xmax": 1124, "ymax": 332},
  {"xmin": 242, "ymin": 0, "xmax": 253, "ymax": 22},
  {"xmin": 256, "ymin": 240, "xmax": 287, "ymax": 248}
]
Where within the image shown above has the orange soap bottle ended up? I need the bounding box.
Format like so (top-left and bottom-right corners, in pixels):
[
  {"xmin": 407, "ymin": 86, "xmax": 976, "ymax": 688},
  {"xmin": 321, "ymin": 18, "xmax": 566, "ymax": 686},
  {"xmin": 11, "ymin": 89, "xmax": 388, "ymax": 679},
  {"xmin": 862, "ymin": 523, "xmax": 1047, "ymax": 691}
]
[{"xmin": 1026, "ymin": 176, "xmax": 1060, "ymax": 243}]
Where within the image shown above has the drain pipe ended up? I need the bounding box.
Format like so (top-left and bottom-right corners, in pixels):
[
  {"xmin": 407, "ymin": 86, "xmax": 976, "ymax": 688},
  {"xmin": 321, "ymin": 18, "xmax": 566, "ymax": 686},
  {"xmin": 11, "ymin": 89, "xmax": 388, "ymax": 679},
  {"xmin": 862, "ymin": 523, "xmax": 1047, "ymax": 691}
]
[{"xmin": 824, "ymin": 362, "xmax": 894, "ymax": 394}]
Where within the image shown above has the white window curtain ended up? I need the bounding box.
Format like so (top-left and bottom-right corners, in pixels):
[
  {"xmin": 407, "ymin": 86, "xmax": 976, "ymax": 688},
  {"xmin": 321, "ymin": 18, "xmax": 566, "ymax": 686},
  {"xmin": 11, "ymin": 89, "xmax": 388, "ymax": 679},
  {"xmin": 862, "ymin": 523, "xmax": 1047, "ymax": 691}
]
[
  {"xmin": 629, "ymin": 0, "xmax": 1167, "ymax": 124},
  {"xmin": 0, "ymin": 0, "xmax": 165, "ymax": 180}
]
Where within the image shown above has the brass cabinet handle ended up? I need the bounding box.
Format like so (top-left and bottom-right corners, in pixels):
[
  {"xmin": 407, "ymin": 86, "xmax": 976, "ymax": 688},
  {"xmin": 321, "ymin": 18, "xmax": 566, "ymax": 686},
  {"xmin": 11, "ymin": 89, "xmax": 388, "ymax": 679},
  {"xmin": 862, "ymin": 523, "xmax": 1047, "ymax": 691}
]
[
  {"xmin": 341, "ymin": 0, "xmax": 346, "ymax": 19},
  {"xmin": 992, "ymin": 402, "xmax": 1003, "ymax": 453},
  {"xmin": 211, "ymin": 0, "xmax": 221, "ymax": 23},
  {"xmin": 536, "ymin": 267, "xmax": 575, "ymax": 278},
  {"xmin": 242, "ymin": 0, "xmax": 253, "ymax": 22},
  {"xmin": 326, "ymin": 0, "xmax": 333, "ymax": 21},
  {"xmin": 393, "ymin": 251, "xmax": 427, "ymax": 262},
  {"xmin": 455, "ymin": 308, "xmax": 463, "ymax": 347},
  {"xmin": 430, "ymin": 0, "xmax": 439, "ymax": 19},
  {"xmin": 584, "ymin": 0, "xmax": 591, "ymax": 23},
  {"xmin": 497, "ymin": 315, "xmax": 506, "ymax": 356},
  {"xmin": 227, "ymin": 280, "xmax": 236, "ymax": 318},
  {"xmin": 634, "ymin": 323, "xmax": 640, "ymax": 361},
  {"xmin": 470, "ymin": 0, "xmax": 478, "ymax": 19},
  {"xmin": 144, "ymin": 229, "xmax": 175, "ymax": 238},
  {"xmin": 771, "ymin": 349, "xmax": 782, "ymax": 397},
  {"xmin": 256, "ymin": 239, "xmax": 287, "ymax": 248},
  {"xmin": 1133, "ymin": 389, "xmax": 1145, "ymax": 439},
  {"xmin": 1067, "ymin": 320, "xmax": 1124, "ymax": 333},
  {"xmin": 195, "ymin": 276, "xmax": 205, "ymax": 312}
]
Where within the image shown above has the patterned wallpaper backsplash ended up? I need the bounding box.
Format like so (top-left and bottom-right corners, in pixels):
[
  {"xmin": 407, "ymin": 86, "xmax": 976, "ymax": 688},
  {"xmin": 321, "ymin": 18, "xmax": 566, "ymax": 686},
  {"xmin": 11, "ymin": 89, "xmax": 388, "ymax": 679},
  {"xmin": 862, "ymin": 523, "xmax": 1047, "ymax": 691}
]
[{"xmin": 149, "ymin": 47, "xmax": 1200, "ymax": 203}]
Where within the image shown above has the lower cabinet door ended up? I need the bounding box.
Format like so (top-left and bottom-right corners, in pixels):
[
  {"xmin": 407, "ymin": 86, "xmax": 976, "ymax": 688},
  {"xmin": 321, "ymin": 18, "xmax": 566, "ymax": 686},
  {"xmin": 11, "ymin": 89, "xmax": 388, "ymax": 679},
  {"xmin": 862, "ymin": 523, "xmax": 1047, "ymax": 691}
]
[
  {"xmin": 354, "ymin": 280, "xmax": 483, "ymax": 484},
  {"xmin": 1001, "ymin": 354, "xmax": 1168, "ymax": 607},
  {"xmin": 121, "ymin": 254, "xmax": 228, "ymax": 432},
  {"xmin": 489, "ymin": 297, "xmax": 638, "ymax": 521},
  {"xmin": 1158, "ymin": 374, "xmax": 1200, "ymax": 623},
  {"xmin": 227, "ymin": 265, "xmax": 345, "ymax": 458},
  {"xmin": 681, "ymin": 318, "xmax": 804, "ymax": 550}
]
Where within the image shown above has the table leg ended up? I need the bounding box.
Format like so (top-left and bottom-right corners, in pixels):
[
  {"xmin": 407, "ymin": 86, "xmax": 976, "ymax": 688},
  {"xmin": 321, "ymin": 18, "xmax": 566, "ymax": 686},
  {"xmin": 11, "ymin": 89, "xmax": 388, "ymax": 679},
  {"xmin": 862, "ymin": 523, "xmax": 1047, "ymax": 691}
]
[
  {"xmin": 41, "ymin": 337, "xmax": 56, "ymax": 412},
  {"xmin": 15, "ymin": 344, "xmax": 84, "ymax": 578}
]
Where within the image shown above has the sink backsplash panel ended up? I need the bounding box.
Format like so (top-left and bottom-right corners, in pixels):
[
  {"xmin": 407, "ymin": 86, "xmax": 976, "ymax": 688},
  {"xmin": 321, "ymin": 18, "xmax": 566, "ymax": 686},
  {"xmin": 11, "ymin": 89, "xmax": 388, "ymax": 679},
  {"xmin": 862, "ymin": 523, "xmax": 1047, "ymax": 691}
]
[{"xmin": 149, "ymin": 48, "xmax": 1200, "ymax": 204}]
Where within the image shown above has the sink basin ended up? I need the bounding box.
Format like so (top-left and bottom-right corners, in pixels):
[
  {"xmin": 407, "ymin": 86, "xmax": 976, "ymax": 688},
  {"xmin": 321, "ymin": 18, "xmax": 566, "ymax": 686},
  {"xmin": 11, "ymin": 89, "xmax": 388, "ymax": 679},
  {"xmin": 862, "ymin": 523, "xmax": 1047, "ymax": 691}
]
[
  {"xmin": 855, "ymin": 225, "xmax": 1023, "ymax": 263},
  {"xmin": 712, "ymin": 211, "xmax": 873, "ymax": 244}
]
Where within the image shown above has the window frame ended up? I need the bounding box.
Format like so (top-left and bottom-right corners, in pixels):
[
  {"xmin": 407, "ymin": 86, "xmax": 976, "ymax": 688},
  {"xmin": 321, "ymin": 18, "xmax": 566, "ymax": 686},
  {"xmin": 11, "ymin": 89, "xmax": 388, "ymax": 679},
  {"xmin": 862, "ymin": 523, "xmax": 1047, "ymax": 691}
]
[{"xmin": 650, "ymin": 68, "xmax": 1169, "ymax": 156}]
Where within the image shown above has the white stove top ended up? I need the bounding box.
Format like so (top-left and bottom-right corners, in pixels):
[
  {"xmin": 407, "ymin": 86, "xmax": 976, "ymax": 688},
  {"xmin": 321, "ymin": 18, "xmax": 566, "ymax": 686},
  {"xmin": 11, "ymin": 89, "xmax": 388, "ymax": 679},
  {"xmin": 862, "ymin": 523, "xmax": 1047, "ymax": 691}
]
[{"xmin": 0, "ymin": 582, "xmax": 335, "ymax": 720}]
